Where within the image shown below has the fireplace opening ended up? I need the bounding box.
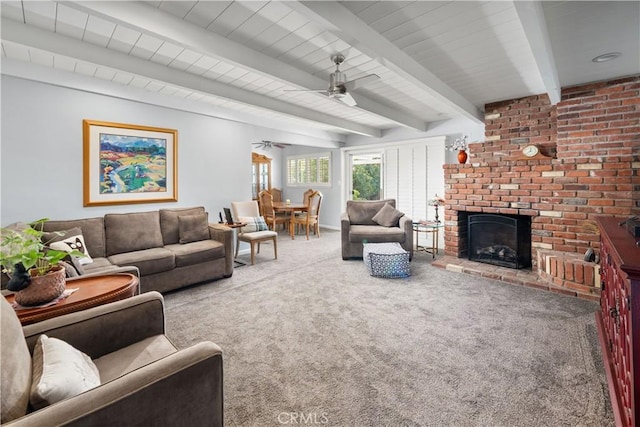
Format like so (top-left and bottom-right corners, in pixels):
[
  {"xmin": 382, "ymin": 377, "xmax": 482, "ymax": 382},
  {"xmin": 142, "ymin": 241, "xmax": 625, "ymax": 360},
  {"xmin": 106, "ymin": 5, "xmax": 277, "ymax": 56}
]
[{"xmin": 468, "ymin": 214, "xmax": 531, "ymax": 269}]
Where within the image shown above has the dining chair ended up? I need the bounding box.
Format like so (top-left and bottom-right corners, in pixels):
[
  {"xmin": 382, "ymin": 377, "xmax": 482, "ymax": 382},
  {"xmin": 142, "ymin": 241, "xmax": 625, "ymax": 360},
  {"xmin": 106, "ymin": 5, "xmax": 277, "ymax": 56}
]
[
  {"xmin": 231, "ymin": 201, "xmax": 278, "ymax": 265},
  {"xmin": 258, "ymin": 190, "xmax": 289, "ymax": 232},
  {"xmin": 270, "ymin": 187, "xmax": 283, "ymax": 203},
  {"xmin": 291, "ymin": 191, "xmax": 323, "ymax": 240},
  {"xmin": 302, "ymin": 188, "xmax": 314, "ymax": 206}
]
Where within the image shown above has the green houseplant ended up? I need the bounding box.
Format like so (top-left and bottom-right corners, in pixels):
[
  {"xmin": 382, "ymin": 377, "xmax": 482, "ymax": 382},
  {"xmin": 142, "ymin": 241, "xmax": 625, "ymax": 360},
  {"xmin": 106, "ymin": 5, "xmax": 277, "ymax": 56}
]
[{"xmin": 0, "ymin": 219, "xmax": 82, "ymax": 305}]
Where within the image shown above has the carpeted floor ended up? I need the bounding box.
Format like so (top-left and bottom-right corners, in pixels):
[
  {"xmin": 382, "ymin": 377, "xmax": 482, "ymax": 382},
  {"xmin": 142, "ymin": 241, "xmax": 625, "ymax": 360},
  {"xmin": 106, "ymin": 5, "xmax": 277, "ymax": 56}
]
[{"xmin": 164, "ymin": 229, "xmax": 613, "ymax": 427}]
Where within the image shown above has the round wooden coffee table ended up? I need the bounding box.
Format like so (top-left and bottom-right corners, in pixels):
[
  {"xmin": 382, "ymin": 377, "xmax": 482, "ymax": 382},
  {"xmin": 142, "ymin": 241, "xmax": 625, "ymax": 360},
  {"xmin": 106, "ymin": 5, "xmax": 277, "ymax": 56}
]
[{"xmin": 5, "ymin": 273, "xmax": 139, "ymax": 325}]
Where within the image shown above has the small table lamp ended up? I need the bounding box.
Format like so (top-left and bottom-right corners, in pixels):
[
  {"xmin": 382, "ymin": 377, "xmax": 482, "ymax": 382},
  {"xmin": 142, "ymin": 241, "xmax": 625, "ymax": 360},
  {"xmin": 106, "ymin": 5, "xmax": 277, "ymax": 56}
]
[{"xmin": 427, "ymin": 194, "xmax": 446, "ymax": 223}]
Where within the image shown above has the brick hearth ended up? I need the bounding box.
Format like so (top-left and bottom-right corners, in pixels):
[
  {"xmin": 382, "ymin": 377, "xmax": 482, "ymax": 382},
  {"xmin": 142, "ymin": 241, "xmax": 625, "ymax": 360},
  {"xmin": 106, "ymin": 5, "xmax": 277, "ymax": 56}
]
[{"xmin": 443, "ymin": 76, "xmax": 639, "ymax": 299}]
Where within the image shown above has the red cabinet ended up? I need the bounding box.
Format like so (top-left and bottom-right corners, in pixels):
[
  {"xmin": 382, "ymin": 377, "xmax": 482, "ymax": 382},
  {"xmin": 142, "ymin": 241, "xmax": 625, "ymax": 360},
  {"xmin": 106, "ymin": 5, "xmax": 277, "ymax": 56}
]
[{"xmin": 596, "ymin": 217, "xmax": 640, "ymax": 427}]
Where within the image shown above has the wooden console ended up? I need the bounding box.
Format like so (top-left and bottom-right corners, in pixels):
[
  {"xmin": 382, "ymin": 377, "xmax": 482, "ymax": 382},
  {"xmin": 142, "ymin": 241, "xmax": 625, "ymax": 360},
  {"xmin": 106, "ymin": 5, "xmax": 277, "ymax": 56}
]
[{"xmin": 596, "ymin": 217, "xmax": 640, "ymax": 427}]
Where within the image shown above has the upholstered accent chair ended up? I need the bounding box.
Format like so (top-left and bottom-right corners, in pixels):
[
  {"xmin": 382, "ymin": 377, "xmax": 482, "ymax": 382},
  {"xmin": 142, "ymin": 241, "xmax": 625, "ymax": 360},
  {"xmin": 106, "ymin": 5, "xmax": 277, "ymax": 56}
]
[
  {"xmin": 231, "ymin": 201, "xmax": 278, "ymax": 265},
  {"xmin": 0, "ymin": 292, "xmax": 223, "ymax": 426},
  {"xmin": 341, "ymin": 199, "xmax": 413, "ymax": 260}
]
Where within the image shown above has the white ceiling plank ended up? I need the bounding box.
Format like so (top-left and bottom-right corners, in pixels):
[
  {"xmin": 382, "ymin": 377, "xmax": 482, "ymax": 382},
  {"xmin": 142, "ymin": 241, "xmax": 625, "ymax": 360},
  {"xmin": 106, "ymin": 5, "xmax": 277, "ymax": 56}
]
[
  {"xmin": 150, "ymin": 41, "xmax": 184, "ymax": 66},
  {"xmin": 53, "ymin": 54, "xmax": 77, "ymax": 72},
  {"xmin": 94, "ymin": 66, "xmax": 117, "ymax": 81},
  {"xmin": 64, "ymin": 1, "xmax": 427, "ymax": 130},
  {"xmin": 130, "ymin": 34, "xmax": 164, "ymax": 60},
  {"xmin": 208, "ymin": 1, "xmax": 264, "ymax": 37},
  {"xmin": 1, "ymin": 1, "xmax": 25, "ymax": 22},
  {"xmin": 168, "ymin": 49, "xmax": 202, "ymax": 71},
  {"xmin": 157, "ymin": 1, "xmax": 197, "ymax": 19},
  {"xmin": 1, "ymin": 19, "xmax": 379, "ymax": 136},
  {"xmin": 54, "ymin": 3, "xmax": 87, "ymax": 40},
  {"xmin": 2, "ymin": 41, "xmax": 30, "ymax": 62},
  {"xmin": 22, "ymin": 1, "xmax": 56, "ymax": 32},
  {"xmin": 513, "ymin": 1, "xmax": 561, "ymax": 105},
  {"xmin": 83, "ymin": 15, "xmax": 116, "ymax": 47},
  {"xmin": 183, "ymin": 1, "xmax": 231, "ymax": 29},
  {"xmin": 291, "ymin": 1, "xmax": 483, "ymax": 123},
  {"xmin": 74, "ymin": 61, "xmax": 96, "ymax": 77},
  {"xmin": 108, "ymin": 25, "xmax": 141, "ymax": 54},
  {"xmin": 29, "ymin": 48, "xmax": 54, "ymax": 68}
]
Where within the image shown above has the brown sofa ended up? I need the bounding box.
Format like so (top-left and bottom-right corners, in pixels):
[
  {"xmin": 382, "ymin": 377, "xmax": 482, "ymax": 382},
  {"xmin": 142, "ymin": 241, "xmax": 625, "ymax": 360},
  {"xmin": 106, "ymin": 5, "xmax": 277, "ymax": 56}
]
[
  {"xmin": 42, "ymin": 207, "xmax": 233, "ymax": 293},
  {"xmin": 0, "ymin": 291, "xmax": 223, "ymax": 426},
  {"xmin": 341, "ymin": 199, "xmax": 413, "ymax": 260}
]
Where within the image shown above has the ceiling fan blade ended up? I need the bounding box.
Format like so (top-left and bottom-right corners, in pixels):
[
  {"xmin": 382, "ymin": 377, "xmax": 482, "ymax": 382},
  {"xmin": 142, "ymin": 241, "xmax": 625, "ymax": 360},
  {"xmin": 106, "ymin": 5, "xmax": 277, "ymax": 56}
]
[
  {"xmin": 343, "ymin": 74, "xmax": 380, "ymax": 91},
  {"xmin": 283, "ymin": 89, "xmax": 328, "ymax": 93},
  {"xmin": 338, "ymin": 92, "xmax": 357, "ymax": 107}
]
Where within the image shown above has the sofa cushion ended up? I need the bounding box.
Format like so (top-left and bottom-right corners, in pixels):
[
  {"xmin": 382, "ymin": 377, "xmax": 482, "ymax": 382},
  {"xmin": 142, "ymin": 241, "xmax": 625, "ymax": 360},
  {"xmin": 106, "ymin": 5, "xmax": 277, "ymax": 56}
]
[
  {"xmin": 159, "ymin": 207, "xmax": 206, "ymax": 245},
  {"xmin": 108, "ymin": 248, "xmax": 175, "ymax": 276},
  {"xmin": 105, "ymin": 211, "xmax": 164, "ymax": 256},
  {"xmin": 178, "ymin": 213, "xmax": 210, "ymax": 244},
  {"xmin": 30, "ymin": 334, "xmax": 100, "ymax": 410},
  {"xmin": 94, "ymin": 335, "xmax": 177, "ymax": 383},
  {"xmin": 165, "ymin": 240, "xmax": 225, "ymax": 268},
  {"xmin": 372, "ymin": 203, "xmax": 405, "ymax": 227},
  {"xmin": 349, "ymin": 225, "xmax": 406, "ymax": 244},
  {"xmin": 81, "ymin": 257, "xmax": 115, "ymax": 274},
  {"xmin": 346, "ymin": 199, "xmax": 396, "ymax": 225},
  {"xmin": 44, "ymin": 217, "xmax": 106, "ymax": 258},
  {"xmin": 0, "ymin": 297, "xmax": 31, "ymax": 423}
]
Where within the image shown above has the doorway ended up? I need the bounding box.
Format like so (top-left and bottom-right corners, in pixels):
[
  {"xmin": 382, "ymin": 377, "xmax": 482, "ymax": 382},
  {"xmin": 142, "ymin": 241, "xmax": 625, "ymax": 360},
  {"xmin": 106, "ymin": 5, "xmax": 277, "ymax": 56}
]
[{"xmin": 349, "ymin": 152, "xmax": 383, "ymax": 201}]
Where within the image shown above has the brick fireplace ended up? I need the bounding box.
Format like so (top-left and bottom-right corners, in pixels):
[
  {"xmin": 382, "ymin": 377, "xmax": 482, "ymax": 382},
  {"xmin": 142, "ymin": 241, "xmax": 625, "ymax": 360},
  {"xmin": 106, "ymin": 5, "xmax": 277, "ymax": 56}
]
[{"xmin": 443, "ymin": 76, "xmax": 639, "ymax": 299}]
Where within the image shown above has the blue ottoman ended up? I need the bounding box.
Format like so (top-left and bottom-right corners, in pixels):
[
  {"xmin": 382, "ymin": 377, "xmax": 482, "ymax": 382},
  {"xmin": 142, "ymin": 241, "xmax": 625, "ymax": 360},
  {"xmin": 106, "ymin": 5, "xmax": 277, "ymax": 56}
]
[{"xmin": 363, "ymin": 242, "xmax": 410, "ymax": 278}]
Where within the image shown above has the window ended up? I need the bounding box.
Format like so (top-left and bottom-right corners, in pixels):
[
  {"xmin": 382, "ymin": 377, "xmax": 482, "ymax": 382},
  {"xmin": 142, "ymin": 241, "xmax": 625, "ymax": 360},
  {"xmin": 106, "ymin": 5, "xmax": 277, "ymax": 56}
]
[{"xmin": 287, "ymin": 152, "xmax": 331, "ymax": 186}]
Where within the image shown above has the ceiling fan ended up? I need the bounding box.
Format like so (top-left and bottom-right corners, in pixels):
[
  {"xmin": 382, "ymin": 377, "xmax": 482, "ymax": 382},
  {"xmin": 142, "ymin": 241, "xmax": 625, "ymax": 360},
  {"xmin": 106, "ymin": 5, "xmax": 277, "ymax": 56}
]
[
  {"xmin": 252, "ymin": 140, "xmax": 291, "ymax": 150},
  {"xmin": 285, "ymin": 54, "xmax": 380, "ymax": 107}
]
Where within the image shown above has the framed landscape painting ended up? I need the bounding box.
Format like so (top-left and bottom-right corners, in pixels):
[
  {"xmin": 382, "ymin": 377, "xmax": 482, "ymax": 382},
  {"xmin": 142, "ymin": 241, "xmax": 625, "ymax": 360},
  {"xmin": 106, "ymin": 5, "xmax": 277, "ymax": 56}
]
[{"xmin": 83, "ymin": 120, "xmax": 177, "ymax": 206}]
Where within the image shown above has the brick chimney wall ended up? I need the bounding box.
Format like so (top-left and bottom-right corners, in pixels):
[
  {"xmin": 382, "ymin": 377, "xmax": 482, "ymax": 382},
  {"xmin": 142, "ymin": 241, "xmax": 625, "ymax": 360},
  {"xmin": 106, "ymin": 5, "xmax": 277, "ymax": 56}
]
[{"xmin": 444, "ymin": 76, "xmax": 639, "ymax": 264}]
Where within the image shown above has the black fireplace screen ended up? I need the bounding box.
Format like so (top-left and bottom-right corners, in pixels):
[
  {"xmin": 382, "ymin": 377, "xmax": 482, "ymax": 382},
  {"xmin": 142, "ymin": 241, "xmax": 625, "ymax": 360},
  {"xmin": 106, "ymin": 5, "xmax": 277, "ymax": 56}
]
[{"xmin": 468, "ymin": 214, "xmax": 531, "ymax": 269}]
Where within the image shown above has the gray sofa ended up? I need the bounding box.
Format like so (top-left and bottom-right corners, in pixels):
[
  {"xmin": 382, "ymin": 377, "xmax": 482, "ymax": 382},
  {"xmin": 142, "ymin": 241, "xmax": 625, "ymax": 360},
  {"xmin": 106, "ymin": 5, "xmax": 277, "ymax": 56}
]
[
  {"xmin": 1, "ymin": 291, "xmax": 223, "ymax": 426},
  {"xmin": 42, "ymin": 207, "xmax": 233, "ymax": 293},
  {"xmin": 341, "ymin": 199, "xmax": 413, "ymax": 260}
]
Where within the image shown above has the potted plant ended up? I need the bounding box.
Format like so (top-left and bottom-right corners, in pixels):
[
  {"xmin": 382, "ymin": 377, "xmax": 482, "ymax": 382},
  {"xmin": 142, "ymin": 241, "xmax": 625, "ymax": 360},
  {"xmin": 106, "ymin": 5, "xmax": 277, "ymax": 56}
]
[{"xmin": 0, "ymin": 219, "xmax": 82, "ymax": 306}]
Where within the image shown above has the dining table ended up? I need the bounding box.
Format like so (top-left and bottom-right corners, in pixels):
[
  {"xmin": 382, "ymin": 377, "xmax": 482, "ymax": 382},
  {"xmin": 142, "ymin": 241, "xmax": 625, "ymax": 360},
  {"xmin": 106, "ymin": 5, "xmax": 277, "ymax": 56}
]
[{"xmin": 272, "ymin": 201, "xmax": 308, "ymax": 239}]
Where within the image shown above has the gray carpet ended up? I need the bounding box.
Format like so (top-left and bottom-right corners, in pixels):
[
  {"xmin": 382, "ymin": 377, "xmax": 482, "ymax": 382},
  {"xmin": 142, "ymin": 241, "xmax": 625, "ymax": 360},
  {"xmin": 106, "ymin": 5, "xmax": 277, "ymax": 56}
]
[{"xmin": 164, "ymin": 229, "xmax": 613, "ymax": 426}]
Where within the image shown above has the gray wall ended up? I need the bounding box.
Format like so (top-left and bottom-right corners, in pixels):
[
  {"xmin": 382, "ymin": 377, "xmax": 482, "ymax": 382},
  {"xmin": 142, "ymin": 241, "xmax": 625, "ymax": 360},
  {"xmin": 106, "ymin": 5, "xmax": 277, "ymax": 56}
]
[{"xmin": 0, "ymin": 76, "xmax": 320, "ymax": 226}]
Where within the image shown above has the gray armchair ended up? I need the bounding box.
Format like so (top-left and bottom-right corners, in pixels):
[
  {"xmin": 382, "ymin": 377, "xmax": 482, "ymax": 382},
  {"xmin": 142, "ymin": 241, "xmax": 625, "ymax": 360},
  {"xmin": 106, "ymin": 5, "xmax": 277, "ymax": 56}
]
[
  {"xmin": 1, "ymin": 292, "xmax": 223, "ymax": 426},
  {"xmin": 341, "ymin": 199, "xmax": 413, "ymax": 260}
]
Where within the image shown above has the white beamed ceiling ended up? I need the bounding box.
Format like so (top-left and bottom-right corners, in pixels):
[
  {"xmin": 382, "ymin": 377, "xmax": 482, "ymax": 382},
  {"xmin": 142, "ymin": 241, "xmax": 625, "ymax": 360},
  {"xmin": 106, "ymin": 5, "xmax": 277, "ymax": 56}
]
[{"xmin": 1, "ymin": 1, "xmax": 638, "ymax": 140}]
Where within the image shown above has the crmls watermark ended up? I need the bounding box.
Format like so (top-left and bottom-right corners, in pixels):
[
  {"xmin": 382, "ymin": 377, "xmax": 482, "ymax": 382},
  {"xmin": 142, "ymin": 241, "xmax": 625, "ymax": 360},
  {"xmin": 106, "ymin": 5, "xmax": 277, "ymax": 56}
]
[{"xmin": 277, "ymin": 412, "xmax": 329, "ymax": 424}]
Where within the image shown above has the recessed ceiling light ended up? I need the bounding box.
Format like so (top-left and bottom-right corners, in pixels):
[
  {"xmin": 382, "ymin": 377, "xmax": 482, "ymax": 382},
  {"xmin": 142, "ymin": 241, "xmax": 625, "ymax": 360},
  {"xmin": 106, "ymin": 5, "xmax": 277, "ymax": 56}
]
[{"xmin": 592, "ymin": 52, "xmax": 621, "ymax": 63}]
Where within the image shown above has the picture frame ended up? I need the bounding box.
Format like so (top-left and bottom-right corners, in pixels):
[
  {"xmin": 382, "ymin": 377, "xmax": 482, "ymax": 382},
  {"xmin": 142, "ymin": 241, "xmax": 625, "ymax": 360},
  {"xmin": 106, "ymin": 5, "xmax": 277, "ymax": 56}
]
[{"xmin": 83, "ymin": 119, "xmax": 177, "ymax": 207}]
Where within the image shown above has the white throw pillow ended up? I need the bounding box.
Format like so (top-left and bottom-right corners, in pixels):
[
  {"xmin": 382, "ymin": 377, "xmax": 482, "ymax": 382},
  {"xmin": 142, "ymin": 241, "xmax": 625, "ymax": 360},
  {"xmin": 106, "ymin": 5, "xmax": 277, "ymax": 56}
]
[
  {"xmin": 30, "ymin": 334, "xmax": 101, "ymax": 410},
  {"xmin": 49, "ymin": 233, "xmax": 93, "ymax": 265}
]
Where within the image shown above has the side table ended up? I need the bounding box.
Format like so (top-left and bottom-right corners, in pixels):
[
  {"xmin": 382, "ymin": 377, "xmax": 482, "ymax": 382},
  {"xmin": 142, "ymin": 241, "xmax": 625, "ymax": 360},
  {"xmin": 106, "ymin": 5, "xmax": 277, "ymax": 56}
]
[
  {"xmin": 413, "ymin": 221, "xmax": 443, "ymax": 259},
  {"xmin": 5, "ymin": 273, "xmax": 139, "ymax": 325},
  {"xmin": 221, "ymin": 222, "xmax": 248, "ymax": 267}
]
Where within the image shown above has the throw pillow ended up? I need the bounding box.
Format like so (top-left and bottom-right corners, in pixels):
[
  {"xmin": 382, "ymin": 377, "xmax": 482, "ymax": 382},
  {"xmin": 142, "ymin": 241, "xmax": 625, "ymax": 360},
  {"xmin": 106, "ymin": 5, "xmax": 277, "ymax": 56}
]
[
  {"xmin": 372, "ymin": 203, "xmax": 405, "ymax": 227},
  {"xmin": 58, "ymin": 260, "xmax": 79, "ymax": 278},
  {"xmin": 44, "ymin": 228, "xmax": 93, "ymax": 265},
  {"xmin": 238, "ymin": 216, "xmax": 269, "ymax": 233},
  {"xmin": 30, "ymin": 334, "xmax": 101, "ymax": 410},
  {"xmin": 178, "ymin": 213, "xmax": 210, "ymax": 244}
]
